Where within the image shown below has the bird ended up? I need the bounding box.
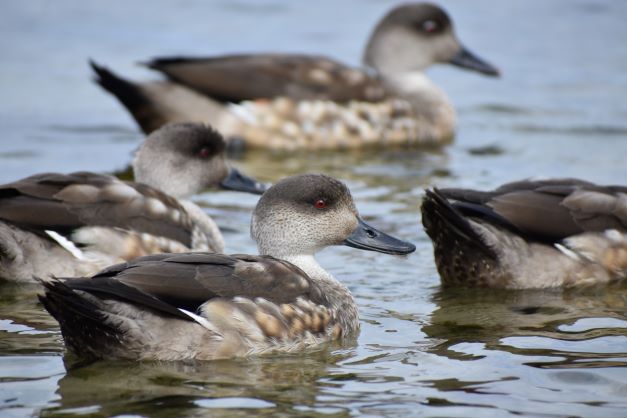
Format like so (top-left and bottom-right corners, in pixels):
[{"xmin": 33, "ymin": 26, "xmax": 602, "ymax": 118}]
[
  {"xmin": 90, "ymin": 2, "xmax": 499, "ymax": 151},
  {"xmin": 39, "ymin": 174, "xmax": 416, "ymax": 361},
  {"xmin": 421, "ymin": 179, "xmax": 627, "ymax": 288},
  {"xmin": 0, "ymin": 122, "xmax": 266, "ymax": 282}
]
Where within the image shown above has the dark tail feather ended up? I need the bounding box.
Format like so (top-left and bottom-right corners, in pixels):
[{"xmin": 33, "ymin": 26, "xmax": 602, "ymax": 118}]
[
  {"xmin": 89, "ymin": 60, "xmax": 146, "ymax": 110},
  {"xmin": 88, "ymin": 59, "xmax": 157, "ymax": 134},
  {"xmin": 421, "ymin": 189, "xmax": 495, "ymax": 258},
  {"xmin": 38, "ymin": 279, "xmax": 121, "ymax": 359}
]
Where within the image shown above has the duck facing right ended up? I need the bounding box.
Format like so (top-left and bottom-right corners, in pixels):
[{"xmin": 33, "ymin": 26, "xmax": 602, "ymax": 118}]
[
  {"xmin": 421, "ymin": 179, "xmax": 627, "ymax": 289},
  {"xmin": 39, "ymin": 174, "xmax": 416, "ymax": 361},
  {"xmin": 91, "ymin": 2, "xmax": 499, "ymax": 150}
]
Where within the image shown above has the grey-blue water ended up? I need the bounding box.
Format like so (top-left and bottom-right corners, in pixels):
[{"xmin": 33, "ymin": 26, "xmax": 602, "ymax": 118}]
[{"xmin": 1, "ymin": 1, "xmax": 626, "ymax": 417}]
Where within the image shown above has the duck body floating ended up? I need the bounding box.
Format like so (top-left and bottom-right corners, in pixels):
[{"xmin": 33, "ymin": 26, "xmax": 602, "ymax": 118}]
[
  {"xmin": 422, "ymin": 179, "xmax": 627, "ymax": 288},
  {"xmin": 40, "ymin": 174, "xmax": 416, "ymax": 361},
  {"xmin": 92, "ymin": 3, "xmax": 499, "ymax": 151},
  {"xmin": 0, "ymin": 123, "xmax": 265, "ymax": 282}
]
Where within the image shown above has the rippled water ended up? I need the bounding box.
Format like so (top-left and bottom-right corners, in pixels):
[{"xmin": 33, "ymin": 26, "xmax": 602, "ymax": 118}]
[{"xmin": 1, "ymin": 1, "xmax": 627, "ymax": 417}]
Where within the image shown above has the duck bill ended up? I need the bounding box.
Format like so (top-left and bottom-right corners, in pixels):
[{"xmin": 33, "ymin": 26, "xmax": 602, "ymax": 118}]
[
  {"xmin": 219, "ymin": 167, "xmax": 268, "ymax": 195},
  {"xmin": 343, "ymin": 217, "xmax": 416, "ymax": 255},
  {"xmin": 449, "ymin": 45, "xmax": 500, "ymax": 77}
]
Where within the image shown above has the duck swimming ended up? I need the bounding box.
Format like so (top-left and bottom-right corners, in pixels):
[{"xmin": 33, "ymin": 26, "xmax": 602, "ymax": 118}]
[
  {"xmin": 39, "ymin": 174, "xmax": 416, "ymax": 361},
  {"xmin": 0, "ymin": 123, "xmax": 266, "ymax": 282},
  {"xmin": 421, "ymin": 179, "xmax": 627, "ymax": 289},
  {"xmin": 91, "ymin": 2, "xmax": 499, "ymax": 151}
]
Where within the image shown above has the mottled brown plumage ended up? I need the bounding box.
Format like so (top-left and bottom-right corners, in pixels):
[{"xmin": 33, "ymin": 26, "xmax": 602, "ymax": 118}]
[
  {"xmin": 422, "ymin": 179, "xmax": 627, "ymax": 288},
  {"xmin": 40, "ymin": 174, "xmax": 416, "ymax": 361},
  {"xmin": 0, "ymin": 123, "xmax": 265, "ymax": 282},
  {"xmin": 91, "ymin": 3, "xmax": 498, "ymax": 150},
  {"xmin": 0, "ymin": 171, "xmax": 195, "ymax": 247},
  {"xmin": 146, "ymin": 54, "xmax": 387, "ymax": 104}
]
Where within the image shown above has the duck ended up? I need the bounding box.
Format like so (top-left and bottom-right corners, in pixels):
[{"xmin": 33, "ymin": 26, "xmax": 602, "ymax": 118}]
[
  {"xmin": 39, "ymin": 174, "xmax": 416, "ymax": 361},
  {"xmin": 421, "ymin": 179, "xmax": 627, "ymax": 289},
  {"xmin": 90, "ymin": 2, "xmax": 499, "ymax": 151},
  {"xmin": 0, "ymin": 122, "xmax": 266, "ymax": 283}
]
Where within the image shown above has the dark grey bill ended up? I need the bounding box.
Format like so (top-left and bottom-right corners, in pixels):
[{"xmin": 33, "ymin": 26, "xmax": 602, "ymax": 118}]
[
  {"xmin": 219, "ymin": 168, "xmax": 268, "ymax": 194},
  {"xmin": 343, "ymin": 217, "xmax": 416, "ymax": 255},
  {"xmin": 449, "ymin": 46, "xmax": 500, "ymax": 77}
]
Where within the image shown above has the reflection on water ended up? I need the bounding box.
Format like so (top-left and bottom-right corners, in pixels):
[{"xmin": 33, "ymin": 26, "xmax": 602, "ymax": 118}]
[
  {"xmin": 425, "ymin": 284, "xmax": 627, "ymax": 367},
  {"xmin": 1, "ymin": 0, "xmax": 627, "ymax": 417},
  {"xmin": 48, "ymin": 352, "xmax": 354, "ymax": 417}
]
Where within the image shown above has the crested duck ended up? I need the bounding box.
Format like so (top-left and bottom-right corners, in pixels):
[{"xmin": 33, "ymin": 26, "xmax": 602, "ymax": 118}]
[
  {"xmin": 39, "ymin": 174, "xmax": 416, "ymax": 361},
  {"xmin": 421, "ymin": 179, "xmax": 627, "ymax": 288},
  {"xmin": 91, "ymin": 2, "xmax": 499, "ymax": 151},
  {"xmin": 0, "ymin": 123, "xmax": 266, "ymax": 282}
]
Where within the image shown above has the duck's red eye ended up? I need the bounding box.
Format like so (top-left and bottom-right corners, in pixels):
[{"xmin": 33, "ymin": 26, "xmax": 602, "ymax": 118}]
[
  {"xmin": 422, "ymin": 20, "xmax": 438, "ymax": 33},
  {"xmin": 198, "ymin": 148, "xmax": 210, "ymax": 158},
  {"xmin": 314, "ymin": 199, "xmax": 327, "ymax": 209}
]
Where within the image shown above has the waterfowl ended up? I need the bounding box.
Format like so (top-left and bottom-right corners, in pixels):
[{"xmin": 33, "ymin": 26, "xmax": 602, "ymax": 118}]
[
  {"xmin": 421, "ymin": 179, "xmax": 627, "ymax": 289},
  {"xmin": 91, "ymin": 2, "xmax": 499, "ymax": 151},
  {"xmin": 0, "ymin": 123, "xmax": 266, "ymax": 282},
  {"xmin": 39, "ymin": 174, "xmax": 416, "ymax": 361}
]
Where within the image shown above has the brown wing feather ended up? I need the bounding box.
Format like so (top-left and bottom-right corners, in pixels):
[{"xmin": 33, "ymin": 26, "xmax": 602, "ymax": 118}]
[
  {"xmin": 146, "ymin": 54, "xmax": 387, "ymax": 103},
  {"xmin": 488, "ymin": 191, "xmax": 581, "ymax": 239},
  {"xmin": 439, "ymin": 179, "xmax": 627, "ymax": 242},
  {"xmin": 0, "ymin": 172, "xmax": 196, "ymax": 247},
  {"xmin": 90, "ymin": 252, "xmax": 326, "ymax": 312}
]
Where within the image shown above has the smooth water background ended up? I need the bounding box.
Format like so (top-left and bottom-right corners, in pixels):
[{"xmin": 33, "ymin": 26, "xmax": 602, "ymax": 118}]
[{"xmin": 1, "ymin": 1, "xmax": 627, "ymax": 417}]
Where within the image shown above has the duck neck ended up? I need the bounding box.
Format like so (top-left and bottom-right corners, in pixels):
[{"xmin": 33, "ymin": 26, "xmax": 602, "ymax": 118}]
[
  {"xmin": 382, "ymin": 71, "xmax": 456, "ymax": 140},
  {"xmin": 179, "ymin": 200, "xmax": 225, "ymax": 253},
  {"xmin": 281, "ymin": 254, "xmax": 335, "ymax": 283}
]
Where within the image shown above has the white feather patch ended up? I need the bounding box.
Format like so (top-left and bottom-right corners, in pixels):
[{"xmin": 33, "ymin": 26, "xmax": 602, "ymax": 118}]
[
  {"xmin": 554, "ymin": 243, "xmax": 583, "ymax": 261},
  {"xmin": 45, "ymin": 230, "xmax": 84, "ymax": 260},
  {"xmin": 604, "ymin": 229, "xmax": 625, "ymax": 243},
  {"xmin": 227, "ymin": 102, "xmax": 257, "ymax": 124},
  {"xmin": 178, "ymin": 308, "xmax": 223, "ymax": 338}
]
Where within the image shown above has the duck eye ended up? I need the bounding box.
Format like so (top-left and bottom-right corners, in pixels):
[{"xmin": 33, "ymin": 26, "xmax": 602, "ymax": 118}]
[
  {"xmin": 198, "ymin": 147, "xmax": 211, "ymax": 158},
  {"xmin": 314, "ymin": 199, "xmax": 327, "ymax": 209},
  {"xmin": 422, "ymin": 20, "xmax": 439, "ymax": 33}
]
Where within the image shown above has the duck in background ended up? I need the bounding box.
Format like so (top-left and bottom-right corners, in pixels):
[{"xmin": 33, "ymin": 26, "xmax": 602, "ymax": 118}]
[
  {"xmin": 421, "ymin": 179, "xmax": 627, "ymax": 289},
  {"xmin": 39, "ymin": 174, "xmax": 416, "ymax": 361},
  {"xmin": 91, "ymin": 2, "xmax": 499, "ymax": 151},
  {"xmin": 0, "ymin": 123, "xmax": 266, "ymax": 282}
]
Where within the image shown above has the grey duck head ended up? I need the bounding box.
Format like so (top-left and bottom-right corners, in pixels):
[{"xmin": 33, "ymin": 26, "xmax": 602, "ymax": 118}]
[
  {"xmin": 363, "ymin": 2, "xmax": 499, "ymax": 77},
  {"xmin": 133, "ymin": 122, "xmax": 267, "ymax": 198},
  {"xmin": 251, "ymin": 173, "xmax": 416, "ymax": 258}
]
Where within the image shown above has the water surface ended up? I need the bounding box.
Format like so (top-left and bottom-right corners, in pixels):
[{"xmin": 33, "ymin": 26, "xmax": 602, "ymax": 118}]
[{"xmin": 1, "ymin": 1, "xmax": 626, "ymax": 417}]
